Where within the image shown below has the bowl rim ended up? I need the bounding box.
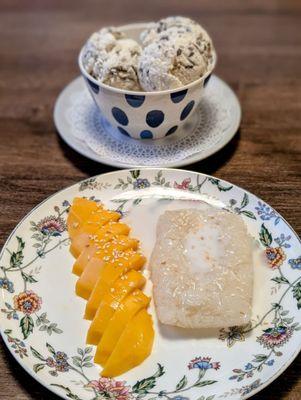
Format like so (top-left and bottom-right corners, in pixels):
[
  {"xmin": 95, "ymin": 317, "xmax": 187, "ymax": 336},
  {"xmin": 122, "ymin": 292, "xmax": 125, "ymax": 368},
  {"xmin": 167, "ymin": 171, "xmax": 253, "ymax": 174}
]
[{"xmin": 78, "ymin": 22, "xmax": 217, "ymax": 96}]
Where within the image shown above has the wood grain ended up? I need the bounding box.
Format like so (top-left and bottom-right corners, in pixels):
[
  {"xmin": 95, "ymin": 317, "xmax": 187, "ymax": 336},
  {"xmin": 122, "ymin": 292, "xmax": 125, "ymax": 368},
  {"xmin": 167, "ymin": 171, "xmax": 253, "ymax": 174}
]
[{"xmin": 0, "ymin": 0, "xmax": 300, "ymax": 398}]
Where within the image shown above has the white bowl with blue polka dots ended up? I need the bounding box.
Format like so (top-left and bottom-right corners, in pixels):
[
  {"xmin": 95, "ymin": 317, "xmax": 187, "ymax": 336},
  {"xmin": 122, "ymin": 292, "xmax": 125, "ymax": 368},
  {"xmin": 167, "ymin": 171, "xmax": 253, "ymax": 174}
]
[{"xmin": 78, "ymin": 23, "xmax": 216, "ymax": 140}]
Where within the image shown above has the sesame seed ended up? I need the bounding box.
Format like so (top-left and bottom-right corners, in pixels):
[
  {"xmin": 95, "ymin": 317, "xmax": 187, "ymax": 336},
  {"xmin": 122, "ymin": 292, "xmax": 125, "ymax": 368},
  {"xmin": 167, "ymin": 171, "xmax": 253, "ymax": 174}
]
[{"xmin": 111, "ymin": 300, "xmax": 119, "ymax": 310}]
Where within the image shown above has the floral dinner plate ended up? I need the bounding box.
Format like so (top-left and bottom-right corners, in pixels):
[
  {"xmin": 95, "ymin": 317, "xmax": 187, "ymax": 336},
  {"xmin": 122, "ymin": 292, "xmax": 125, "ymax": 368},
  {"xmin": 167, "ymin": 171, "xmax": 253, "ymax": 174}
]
[{"xmin": 0, "ymin": 168, "xmax": 300, "ymax": 400}]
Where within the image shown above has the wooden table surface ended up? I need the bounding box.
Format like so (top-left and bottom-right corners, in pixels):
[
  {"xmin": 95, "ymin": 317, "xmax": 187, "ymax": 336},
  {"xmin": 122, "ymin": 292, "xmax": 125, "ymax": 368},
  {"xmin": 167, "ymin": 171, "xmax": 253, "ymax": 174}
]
[{"xmin": 0, "ymin": 0, "xmax": 300, "ymax": 398}]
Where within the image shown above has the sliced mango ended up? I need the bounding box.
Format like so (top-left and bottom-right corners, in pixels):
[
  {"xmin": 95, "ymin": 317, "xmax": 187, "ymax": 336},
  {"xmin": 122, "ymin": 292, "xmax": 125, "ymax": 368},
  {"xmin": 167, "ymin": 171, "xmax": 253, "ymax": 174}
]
[
  {"xmin": 101, "ymin": 309, "xmax": 154, "ymax": 377},
  {"xmin": 75, "ymin": 235, "xmax": 138, "ymax": 300},
  {"xmin": 73, "ymin": 232, "xmax": 118, "ymax": 276},
  {"xmin": 67, "ymin": 198, "xmax": 102, "ymax": 239},
  {"xmin": 70, "ymin": 221, "xmax": 130, "ymax": 258},
  {"xmin": 94, "ymin": 290, "xmax": 150, "ymax": 365},
  {"xmin": 75, "ymin": 208, "xmax": 121, "ymax": 237},
  {"xmin": 86, "ymin": 270, "xmax": 146, "ymax": 345},
  {"xmin": 73, "ymin": 236, "xmax": 139, "ymax": 276},
  {"xmin": 68, "ymin": 198, "xmax": 120, "ymax": 242},
  {"xmin": 73, "ymin": 243, "xmax": 98, "ymax": 276},
  {"xmin": 85, "ymin": 252, "xmax": 146, "ymax": 320},
  {"xmin": 75, "ymin": 257, "xmax": 103, "ymax": 300},
  {"xmin": 67, "ymin": 197, "xmax": 154, "ymax": 378}
]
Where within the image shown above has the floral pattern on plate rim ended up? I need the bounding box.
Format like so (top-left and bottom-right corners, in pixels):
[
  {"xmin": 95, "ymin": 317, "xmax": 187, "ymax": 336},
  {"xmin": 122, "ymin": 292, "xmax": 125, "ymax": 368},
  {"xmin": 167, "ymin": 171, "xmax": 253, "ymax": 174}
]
[{"xmin": 0, "ymin": 169, "xmax": 300, "ymax": 400}]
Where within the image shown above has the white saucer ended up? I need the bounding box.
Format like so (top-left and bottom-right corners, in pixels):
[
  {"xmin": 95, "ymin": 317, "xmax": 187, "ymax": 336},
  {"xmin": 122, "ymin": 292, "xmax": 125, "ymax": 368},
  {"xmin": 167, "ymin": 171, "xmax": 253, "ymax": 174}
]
[{"xmin": 54, "ymin": 76, "xmax": 241, "ymax": 168}]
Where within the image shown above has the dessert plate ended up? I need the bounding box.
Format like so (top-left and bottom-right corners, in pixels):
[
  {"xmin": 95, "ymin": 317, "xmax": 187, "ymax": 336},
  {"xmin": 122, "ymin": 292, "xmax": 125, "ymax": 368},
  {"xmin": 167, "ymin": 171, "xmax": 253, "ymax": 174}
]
[
  {"xmin": 54, "ymin": 76, "xmax": 241, "ymax": 168},
  {"xmin": 1, "ymin": 168, "xmax": 301, "ymax": 400}
]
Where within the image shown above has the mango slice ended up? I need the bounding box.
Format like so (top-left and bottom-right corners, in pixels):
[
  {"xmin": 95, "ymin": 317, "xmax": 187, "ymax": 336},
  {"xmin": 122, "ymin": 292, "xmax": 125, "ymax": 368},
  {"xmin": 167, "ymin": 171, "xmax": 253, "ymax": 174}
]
[
  {"xmin": 73, "ymin": 232, "xmax": 118, "ymax": 276},
  {"xmin": 67, "ymin": 198, "xmax": 102, "ymax": 239},
  {"xmin": 84, "ymin": 252, "xmax": 146, "ymax": 320},
  {"xmin": 72, "ymin": 235, "xmax": 139, "ymax": 276},
  {"xmin": 101, "ymin": 309, "xmax": 154, "ymax": 377},
  {"xmin": 74, "ymin": 209, "xmax": 121, "ymax": 240},
  {"xmin": 73, "ymin": 243, "xmax": 98, "ymax": 276},
  {"xmin": 94, "ymin": 290, "xmax": 150, "ymax": 365},
  {"xmin": 86, "ymin": 270, "xmax": 146, "ymax": 345},
  {"xmin": 75, "ymin": 236, "xmax": 138, "ymax": 300},
  {"xmin": 70, "ymin": 221, "xmax": 130, "ymax": 258}
]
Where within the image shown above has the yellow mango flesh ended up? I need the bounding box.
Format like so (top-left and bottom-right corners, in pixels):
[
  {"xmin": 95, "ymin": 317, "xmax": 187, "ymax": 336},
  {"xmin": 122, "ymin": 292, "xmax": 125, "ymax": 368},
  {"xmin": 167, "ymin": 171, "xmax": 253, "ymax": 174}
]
[
  {"xmin": 78, "ymin": 208, "xmax": 120, "ymax": 233},
  {"xmin": 72, "ymin": 209, "xmax": 121, "ymax": 243},
  {"xmin": 73, "ymin": 232, "xmax": 118, "ymax": 276},
  {"xmin": 84, "ymin": 252, "xmax": 146, "ymax": 320},
  {"xmin": 68, "ymin": 197, "xmax": 154, "ymax": 378},
  {"xmin": 67, "ymin": 198, "xmax": 102, "ymax": 240},
  {"xmin": 70, "ymin": 222, "xmax": 130, "ymax": 258},
  {"xmin": 75, "ymin": 258, "xmax": 103, "ymax": 300},
  {"xmin": 95, "ymin": 290, "xmax": 150, "ymax": 365},
  {"xmin": 75, "ymin": 236, "xmax": 138, "ymax": 300},
  {"xmin": 72, "ymin": 236, "xmax": 139, "ymax": 276},
  {"xmin": 86, "ymin": 270, "xmax": 146, "ymax": 345},
  {"xmin": 72, "ymin": 244, "xmax": 98, "ymax": 276},
  {"xmin": 101, "ymin": 309, "xmax": 154, "ymax": 377}
]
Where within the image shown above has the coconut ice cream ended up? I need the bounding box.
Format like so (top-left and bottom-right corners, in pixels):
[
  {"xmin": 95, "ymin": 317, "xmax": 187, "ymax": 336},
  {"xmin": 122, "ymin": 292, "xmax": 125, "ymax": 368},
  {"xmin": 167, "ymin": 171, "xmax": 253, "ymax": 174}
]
[
  {"xmin": 138, "ymin": 31, "xmax": 213, "ymax": 91},
  {"xmin": 81, "ymin": 16, "xmax": 215, "ymax": 92},
  {"xmin": 82, "ymin": 30, "xmax": 142, "ymax": 91},
  {"xmin": 140, "ymin": 16, "xmax": 205, "ymax": 47}
]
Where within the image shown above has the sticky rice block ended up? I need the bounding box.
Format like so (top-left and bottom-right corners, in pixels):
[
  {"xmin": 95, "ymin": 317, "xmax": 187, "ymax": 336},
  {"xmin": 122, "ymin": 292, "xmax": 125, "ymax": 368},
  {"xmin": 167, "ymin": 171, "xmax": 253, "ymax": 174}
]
[{"xmin": 150, "ymin": 208, "xmax": 253, "ymax": 328}]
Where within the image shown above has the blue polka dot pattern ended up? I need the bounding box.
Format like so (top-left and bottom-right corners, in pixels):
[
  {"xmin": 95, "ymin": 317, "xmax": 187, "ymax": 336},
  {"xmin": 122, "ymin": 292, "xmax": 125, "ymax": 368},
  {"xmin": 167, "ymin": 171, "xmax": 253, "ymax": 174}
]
[
  {"xmin": 86, "ymin": 78, "xmax": 99, "ymax": 94},
  {"xmin": 112, "ymin": 107, "xmax": 128, "ymax": 126},
  {"xmin": 140, "ymin": 130, "xmax": 153, "ymax": 139},
  {"xmin": 204, "ymin": 74, "xmax": 211, "ymax": 87},
  {"xmin": 118, "ymin": 127, "xmax": 130, "ymax": 137},
  {"xmin": 125, "ymin": 94, "xmax": 145, "ymax": 108},
  {"xmin": 170, "ymin": 89, "xmax": 188, "ymax": 103},
  {"xmin": 180, "ymin": 101, "xmax": 195, "ymax": 121},
  {"xmin": 165, "ymin": 125, "xmax": 178, "ymax": 136},
  {"xmin": 146, "ymin": 110, "xmax": 164, "ymax": 128}
]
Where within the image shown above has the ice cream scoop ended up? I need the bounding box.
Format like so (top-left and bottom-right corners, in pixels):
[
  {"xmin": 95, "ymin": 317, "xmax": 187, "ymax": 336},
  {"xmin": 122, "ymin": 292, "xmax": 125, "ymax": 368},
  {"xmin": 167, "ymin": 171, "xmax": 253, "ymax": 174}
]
[
  {"xmin": 138, "ymin": 33, "xmax": 213, "ymax": 91},
  {"xmin": 140, "ymin": 16, "xmax": 205, "ymax": 47},
  {"xmin": 83, "ymin": 32, "xmax": 142, "ymax": 91},
  {"xmin": 82, "ymin": 27, "xmax": 125, "ymax": 74}
]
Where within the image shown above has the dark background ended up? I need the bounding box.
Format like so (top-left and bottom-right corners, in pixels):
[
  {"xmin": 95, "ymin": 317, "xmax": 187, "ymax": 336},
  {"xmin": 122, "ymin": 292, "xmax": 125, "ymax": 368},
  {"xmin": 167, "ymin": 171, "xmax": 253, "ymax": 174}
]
[{"xmin": 0, "ymin": 0, "xmax": 300, "ymax": 398}]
